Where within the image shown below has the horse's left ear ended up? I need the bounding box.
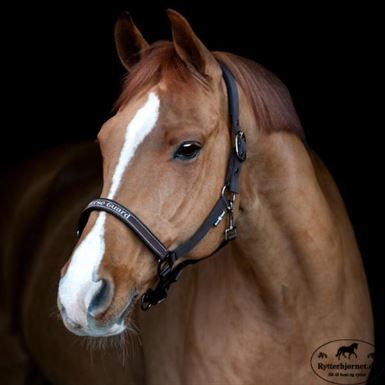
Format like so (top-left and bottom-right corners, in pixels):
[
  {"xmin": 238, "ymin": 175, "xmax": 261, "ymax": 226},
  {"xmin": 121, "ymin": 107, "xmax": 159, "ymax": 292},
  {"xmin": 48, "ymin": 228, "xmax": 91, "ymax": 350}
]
[
  {"xmin": 115, "ymin": 12, "xmax": 149, "ymax": 71},
  {"xmin": 167, "ymin": 9, "xmax": 220, "ymax": 80}
]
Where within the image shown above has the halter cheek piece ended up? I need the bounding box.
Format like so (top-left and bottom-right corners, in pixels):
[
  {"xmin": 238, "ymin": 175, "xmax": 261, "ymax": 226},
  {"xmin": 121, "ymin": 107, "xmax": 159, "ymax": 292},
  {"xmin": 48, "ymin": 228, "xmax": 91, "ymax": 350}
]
[{"xmin": 77, "ymin": 63, "xmax": 247, "ymax": 310}]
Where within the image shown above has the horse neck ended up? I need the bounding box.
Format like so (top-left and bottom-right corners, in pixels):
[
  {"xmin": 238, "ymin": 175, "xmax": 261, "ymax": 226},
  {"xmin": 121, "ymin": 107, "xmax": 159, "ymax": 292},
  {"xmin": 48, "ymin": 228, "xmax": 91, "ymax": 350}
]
[{"xmin": 219, "ymin": 130, "xmax": 363, "ymax": 312}]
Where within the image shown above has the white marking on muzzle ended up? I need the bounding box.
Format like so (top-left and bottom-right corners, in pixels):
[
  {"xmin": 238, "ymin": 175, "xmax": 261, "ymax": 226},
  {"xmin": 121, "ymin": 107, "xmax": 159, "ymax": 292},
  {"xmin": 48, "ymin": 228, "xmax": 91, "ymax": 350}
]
[{"xmin": 59, "ymin": 92, "xmax": 160, "ymax": 328}]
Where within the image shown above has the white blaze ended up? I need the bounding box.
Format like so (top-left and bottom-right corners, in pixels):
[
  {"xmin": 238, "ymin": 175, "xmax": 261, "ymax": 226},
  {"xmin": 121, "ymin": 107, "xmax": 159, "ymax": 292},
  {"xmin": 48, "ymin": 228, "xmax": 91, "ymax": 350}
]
[{"xmin": 59, "ymin": 92, "xmax": 160, "ymax": 327}]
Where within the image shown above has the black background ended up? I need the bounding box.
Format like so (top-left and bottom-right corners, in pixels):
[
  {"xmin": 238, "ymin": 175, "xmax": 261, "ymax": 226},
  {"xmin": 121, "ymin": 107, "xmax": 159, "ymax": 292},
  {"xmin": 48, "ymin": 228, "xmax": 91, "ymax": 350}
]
[{"xmin": 3, "ymin": 0, "xmax": 382, "ymax": 382}]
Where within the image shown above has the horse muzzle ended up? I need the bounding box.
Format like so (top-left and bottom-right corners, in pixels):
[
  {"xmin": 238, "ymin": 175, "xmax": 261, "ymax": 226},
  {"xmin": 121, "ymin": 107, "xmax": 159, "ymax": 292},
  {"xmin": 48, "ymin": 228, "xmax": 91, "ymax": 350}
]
[{"xmin": 57, "ymin": 286, "xmax": 138, "ymax": 337}]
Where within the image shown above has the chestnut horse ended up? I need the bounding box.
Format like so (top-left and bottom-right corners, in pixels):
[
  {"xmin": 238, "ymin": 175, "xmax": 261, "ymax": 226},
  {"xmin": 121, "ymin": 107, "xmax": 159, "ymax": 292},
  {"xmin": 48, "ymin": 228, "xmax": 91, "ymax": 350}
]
[{"xmin": 0, "ymin": 10, "xmax": 374, "ymax": 385}]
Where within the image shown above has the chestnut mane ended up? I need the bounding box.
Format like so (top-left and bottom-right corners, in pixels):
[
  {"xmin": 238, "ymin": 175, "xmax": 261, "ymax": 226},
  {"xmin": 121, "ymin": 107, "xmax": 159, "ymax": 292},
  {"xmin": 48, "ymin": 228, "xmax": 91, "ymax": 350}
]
[{"xmin": 115, "ymin": 41, "xmax": 304, "ymax": 139}]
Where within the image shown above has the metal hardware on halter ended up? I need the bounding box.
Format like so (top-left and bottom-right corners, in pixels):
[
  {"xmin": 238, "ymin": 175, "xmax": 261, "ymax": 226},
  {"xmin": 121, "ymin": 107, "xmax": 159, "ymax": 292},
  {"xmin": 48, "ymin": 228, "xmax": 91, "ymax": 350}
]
[
  {"xmin": 235, "ymin": 130, "xmax": 247, "ymax": 161},
  {"xmin": 140, "ymin": 286, "xmax": 167, "ymax": 311},
  {"xmin": 158, "ymin": 258, "xmax": 171, "ymax": 278},
  {"xmin": 140, "ymin": 295, "xmax": 153, "ymax": 311},
  {"xmin": 140, "ymin": 253, "xmax": 181, "ymax": 310},
  {"xmin": 76, "ymin": 62, "xmax": 247, "ymax": 311},
  {"xmin": 221, "ymin": 184, "xmax": 236, "ymax": 206},
  {"xmin": 221, "ymin": 184, "xmax": 238, "ymax": 241},
  {"xmin": 225, "ymin": 200, "xmax": 237, "ymax": 241}
]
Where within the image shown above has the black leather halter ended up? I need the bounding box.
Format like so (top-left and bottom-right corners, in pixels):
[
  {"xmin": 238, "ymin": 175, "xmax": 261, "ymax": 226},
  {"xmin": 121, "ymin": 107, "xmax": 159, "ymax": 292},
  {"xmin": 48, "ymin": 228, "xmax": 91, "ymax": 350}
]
[{"xmin": 77, "ymin": 63, "xmax": 247, "ymax": 310}]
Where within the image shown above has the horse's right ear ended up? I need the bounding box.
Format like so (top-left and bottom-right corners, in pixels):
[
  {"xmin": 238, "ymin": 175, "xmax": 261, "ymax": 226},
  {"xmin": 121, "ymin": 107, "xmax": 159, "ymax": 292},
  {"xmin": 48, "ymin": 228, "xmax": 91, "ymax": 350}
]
[{"xmin": 114, "ymin": 12, "xmax": 149, "ymax": 71}]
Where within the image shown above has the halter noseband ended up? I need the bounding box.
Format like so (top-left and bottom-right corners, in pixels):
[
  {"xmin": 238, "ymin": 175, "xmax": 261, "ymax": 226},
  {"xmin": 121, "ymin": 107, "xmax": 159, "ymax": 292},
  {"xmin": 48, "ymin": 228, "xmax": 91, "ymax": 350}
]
[{"xmin": 77, "ymin": 63, "xmax": 247, "ymax": 310}]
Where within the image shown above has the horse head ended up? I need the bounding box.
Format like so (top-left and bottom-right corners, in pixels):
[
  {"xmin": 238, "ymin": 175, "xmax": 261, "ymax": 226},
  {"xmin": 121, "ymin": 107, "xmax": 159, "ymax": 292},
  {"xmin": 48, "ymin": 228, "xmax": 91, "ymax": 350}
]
[{"xmin": 57, "ymin": 11, "xmax": 236, "ymax": 337}]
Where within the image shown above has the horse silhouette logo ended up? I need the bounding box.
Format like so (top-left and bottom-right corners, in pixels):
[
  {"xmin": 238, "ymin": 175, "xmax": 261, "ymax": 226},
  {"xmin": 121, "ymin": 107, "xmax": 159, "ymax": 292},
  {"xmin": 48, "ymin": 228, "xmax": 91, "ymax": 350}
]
[
  {"xmin": 335, "ymin": 342, "xmax": 358, "ymax": 360},
  {"xmin": 311, "ymin": 339, "xmax": 374, "ymax": 384}
]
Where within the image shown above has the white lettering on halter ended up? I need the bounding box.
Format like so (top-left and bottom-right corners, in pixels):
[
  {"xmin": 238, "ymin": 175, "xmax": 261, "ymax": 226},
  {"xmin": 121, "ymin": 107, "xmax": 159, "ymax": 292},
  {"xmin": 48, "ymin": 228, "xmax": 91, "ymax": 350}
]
[{"xmin": 58, "ymin": 92, "xmax": 160, "ymax": 328}]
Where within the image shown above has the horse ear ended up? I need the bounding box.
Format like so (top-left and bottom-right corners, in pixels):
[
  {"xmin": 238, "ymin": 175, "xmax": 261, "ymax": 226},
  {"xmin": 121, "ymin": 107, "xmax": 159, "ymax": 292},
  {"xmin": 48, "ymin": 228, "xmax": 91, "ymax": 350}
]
[
  {"xmin": 167, "ymin": 9, "xmax": 220, "ymax": 79},
  {"xmin": 114, "ymin": 12, "xmax": 149, "ymax": 71}
]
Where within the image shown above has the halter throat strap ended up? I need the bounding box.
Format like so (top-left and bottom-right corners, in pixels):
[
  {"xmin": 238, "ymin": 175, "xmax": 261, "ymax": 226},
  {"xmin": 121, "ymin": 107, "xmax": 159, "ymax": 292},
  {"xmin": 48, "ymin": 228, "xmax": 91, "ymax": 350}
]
[{"xmin": 77, "ymin": 62, "xmax": 246, "ymax": 310}]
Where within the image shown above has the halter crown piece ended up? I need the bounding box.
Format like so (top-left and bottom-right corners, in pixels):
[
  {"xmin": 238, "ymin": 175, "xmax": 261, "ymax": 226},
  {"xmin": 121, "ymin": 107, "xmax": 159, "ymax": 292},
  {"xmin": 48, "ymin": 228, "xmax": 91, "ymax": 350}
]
[{"xmin": 77, "ymin": 62, "xmax": 247, "ymax": 310}]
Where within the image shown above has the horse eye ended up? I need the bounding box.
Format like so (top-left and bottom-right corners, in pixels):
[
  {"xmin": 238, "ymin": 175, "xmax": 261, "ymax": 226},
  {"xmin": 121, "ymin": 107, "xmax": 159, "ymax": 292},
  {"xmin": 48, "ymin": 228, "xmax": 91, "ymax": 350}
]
[{"xmin": 173, "ymin": 141, "xmax": 202, "ymax": 161}]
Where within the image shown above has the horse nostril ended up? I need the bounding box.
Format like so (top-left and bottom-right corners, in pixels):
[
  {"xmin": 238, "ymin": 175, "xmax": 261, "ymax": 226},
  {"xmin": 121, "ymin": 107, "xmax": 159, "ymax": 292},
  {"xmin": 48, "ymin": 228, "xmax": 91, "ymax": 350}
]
[{"xmin": 87, "ymin": 278, "xmax": 114, "ymax": 318}]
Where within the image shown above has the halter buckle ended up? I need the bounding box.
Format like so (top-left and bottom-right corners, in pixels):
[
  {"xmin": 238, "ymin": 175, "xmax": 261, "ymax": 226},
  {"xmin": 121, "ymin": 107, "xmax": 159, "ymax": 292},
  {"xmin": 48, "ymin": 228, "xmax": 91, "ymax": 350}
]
[
  {"xmin": 235, "ymin": 131, "xmax": 247, "ymax": 161},
  {"xmin": 140, "ymin": 254, "xmax": 179, "ymax": 311},
  {"xmin": 157, "ymin": 257, "xmax": 173, "ymax": 279}
]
